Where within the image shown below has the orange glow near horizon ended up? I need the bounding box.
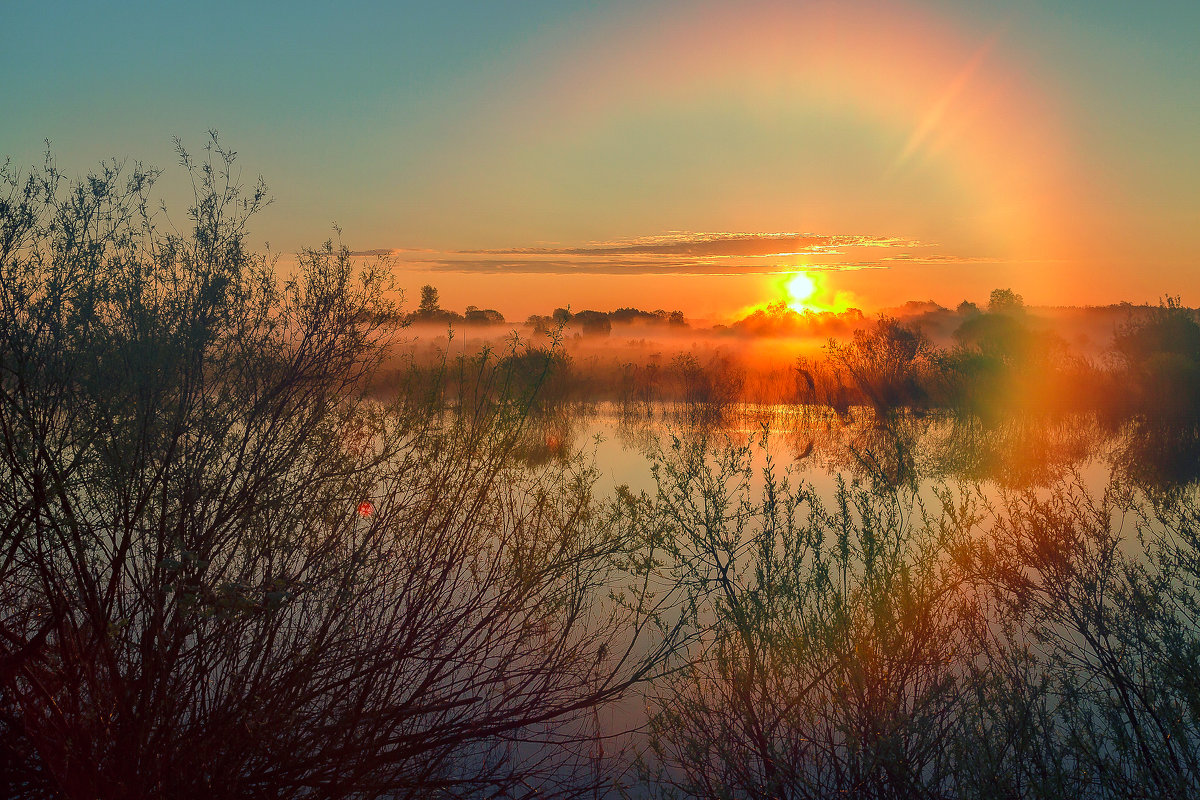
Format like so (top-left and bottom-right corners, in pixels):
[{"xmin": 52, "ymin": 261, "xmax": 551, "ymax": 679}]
[
  {"xmin": 437, "ymin": 0, "xmax": 1095, "ymax": 314},
  {"xmin": 258, "ymin": 0, "xmax": 1192, "ymax": 321}
]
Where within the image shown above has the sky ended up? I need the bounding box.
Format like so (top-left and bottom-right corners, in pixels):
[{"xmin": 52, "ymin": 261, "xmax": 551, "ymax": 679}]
[{"xmin": 3, "ymin": 0, "xmax": 1198, "ymax": 320}]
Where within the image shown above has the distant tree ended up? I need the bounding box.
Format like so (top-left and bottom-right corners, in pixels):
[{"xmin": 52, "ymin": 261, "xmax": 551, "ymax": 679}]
[
  {"xmin": 418, "ymin": 283, "xmax": 440, "ymax": 315},
  {"xmin": 464, "ymin": 307, "xmax": 505, "ymax": 325},
  {"xmin": 988, "ymin": 288, "xmax": 1024, "ymax": 314},
  {"xmin": 956, "ymin": 300, "xmax": 980, "ymax": 316},
  {"xmin": 953, "ymin": 311, "xmax": 1032, "ymax": 360},
  {"xmin": 608, "ymin": 307, "xmax": 646, "ymax": 325},
  {"xmin": 525, "ymin": 314, "xmax": 554, "ymax": 336},
  {"xmin": 572, "ymin": 310, "xmax": 612, "ymax": 336}
]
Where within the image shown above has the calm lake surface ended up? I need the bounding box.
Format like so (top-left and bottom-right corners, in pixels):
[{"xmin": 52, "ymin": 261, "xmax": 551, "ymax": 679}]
[
  {"xmin": 535, "ymin": 402, "xmax": 1136, "ymax": 500},
  {"xmin": 505, "ymin": 401, "xmax": 1200, "ymax": 794}
]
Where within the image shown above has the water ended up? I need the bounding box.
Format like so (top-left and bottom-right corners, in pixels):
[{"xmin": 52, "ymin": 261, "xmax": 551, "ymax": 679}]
[
  {"xmin": 528, "ymin": 402, "xmax": 1137, "ymax": 500},
  {"xmin": 502, "ymin": 401, "xmax": 1200, "ymax": 796}
]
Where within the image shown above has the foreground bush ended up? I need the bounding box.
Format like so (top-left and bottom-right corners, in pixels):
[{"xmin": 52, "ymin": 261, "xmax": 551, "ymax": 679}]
[
  {"xmin": 637, "ymin": 431, "xmax": 1200, "ymax": 799},
  {"xmin": 0, "ymin": 139, "xmax": 673, "ymax": 799}
]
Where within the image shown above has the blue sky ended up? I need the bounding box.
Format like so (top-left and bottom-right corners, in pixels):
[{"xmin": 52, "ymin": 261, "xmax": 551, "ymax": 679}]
[{"xmin": 4, "ymin": 0, "xmax": 1198, "ymax": 316}]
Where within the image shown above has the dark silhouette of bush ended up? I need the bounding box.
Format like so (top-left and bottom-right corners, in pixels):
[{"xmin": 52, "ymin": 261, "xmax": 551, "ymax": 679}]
[
  {"xmin": 668, "ymin": 352, "xmax": 744, "ymax": 425},
  {"xmin": 616, "ymin": 360, "xmax": 661, "ymax": 418},
  {"xmin": 826, "ymin": 316, "xmax": 934, "ymax": 419},
  {"xmin": 1105, "ymin": 297, "xmax": 1200, "ymax": 486},
  {"xmin": 606, "ymin": 307, "xmax": 689, "ymax": 328},
  {"xmin": 524, "ymin": 313, "xmax": 555, "ymax": 336},
  {"xmin": 571, "ymin": 309, "xmax": 613, "ymax": 336},
  {"xmin": 463, "ymin": 305, "xmax": 505, "ymax": 325},
  {"xmin": 0, "ymin": 138, "xmax": 678, "ymax": 799},
  {"xmin": 1112, "ymin": 296, "xmax": 1200, "ymax": 427},
  {"xmin": 943, "ymin": 297, "xmax": 1076, "ymax": 420},
  {"xmin": 496, "ymin": 346, "xmax": 575, "ymax": 413}
]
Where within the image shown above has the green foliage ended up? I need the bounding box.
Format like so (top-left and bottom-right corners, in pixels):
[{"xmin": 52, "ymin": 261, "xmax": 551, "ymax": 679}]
[
  {"xmin": 637, "ymin": 431, "xmax": 982, "ymax": 797},
  {"xmin": 635, "ymin": 430, "xmax": 1200, "ymax": 799}
]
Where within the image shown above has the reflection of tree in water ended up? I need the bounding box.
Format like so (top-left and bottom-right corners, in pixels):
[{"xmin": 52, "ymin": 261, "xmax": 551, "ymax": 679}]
[
  {"xmin": 600, "ymin": 400, "xmax": 1195, "ymax": 494},
  {"xmin": 1111, "ymin": 420, "xmax": 1200, "ymax": 492},
  {"xmin": 511, "ymin": 410, "xmax": 582, "ymax": 467},
  {"xmin": 780, "ymin": 410, "xmax": 1108, "ymax": 489},
  {"xmin": 926, "ymin": 415, "xmax": 1106, "ymax": 487},
  {"xmin": 782, "ymin": 410, "xmax": 925, "ymax": 489},
  {"xmin": 612, "ymin": 412, "xmax": 660, "ymax": 456}
]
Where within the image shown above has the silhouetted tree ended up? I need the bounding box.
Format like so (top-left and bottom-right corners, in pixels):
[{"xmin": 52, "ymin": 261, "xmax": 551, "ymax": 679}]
[
  {"xmin": 987, "ymin": 287, "xmax": 1024, "ymax": 314},
  {"xmin": 463, "ymin": 306, "xmax": 504, "ymax": 325},
  {"xmin": 418, "ymin": 283, "xmax": 440, "ymax": 315},
  {"xmin": 525, "ymin": 314, "xmax": 554, "ymax": 336},
  {"xmin": 572, "ymin": 310, "xmax": 612, "ymax": 336}
]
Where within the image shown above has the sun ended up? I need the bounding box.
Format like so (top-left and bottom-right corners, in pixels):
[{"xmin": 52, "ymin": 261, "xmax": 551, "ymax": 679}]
[{"xmin": 785, "ymin": 271, "xmax": 818, "ymax": 312}]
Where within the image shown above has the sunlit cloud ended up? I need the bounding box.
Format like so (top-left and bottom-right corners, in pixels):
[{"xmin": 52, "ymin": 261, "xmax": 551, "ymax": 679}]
[
  {"xmin": 881, "ymin": 254, "xmax": 1004, "ymax": 263},
  {"xmin": 458, "ymin": 232, "xmax": 917, "ymax": 258},
  {"xmin": 362, "ymin": 232, "xmax": 938, "ymax": 275}
]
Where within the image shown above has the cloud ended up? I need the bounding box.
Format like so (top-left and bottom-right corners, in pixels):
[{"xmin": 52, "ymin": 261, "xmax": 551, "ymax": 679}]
[
  {"xmin": 351, "ymin": 231, "xmax": 971, "ymax": 276},
  {"xmin": 349, "ymin": 247, "xmax": 438, "ymax": 257},
  {"xmin": 881, "ymin": 253, "xmax": 1003, "ymax": 264},
  {"xmin": 416, "ymin": 258, "xmax": 890, "ymax": 275},
  {"xmin": 458, "ymin": 232, "xmax": 917, "ymax": 258}
]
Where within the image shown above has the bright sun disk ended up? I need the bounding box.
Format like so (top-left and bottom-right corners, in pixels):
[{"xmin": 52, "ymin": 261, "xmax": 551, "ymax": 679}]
[{"xmin": 785, "ymin": 271, "xmax": 817, "ymax": 312}]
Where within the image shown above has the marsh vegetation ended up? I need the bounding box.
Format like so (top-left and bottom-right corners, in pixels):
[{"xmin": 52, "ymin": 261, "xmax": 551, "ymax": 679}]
[{"xmin": 3, "ymin": 142, "xmax": 1199, "ymax": 798}]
